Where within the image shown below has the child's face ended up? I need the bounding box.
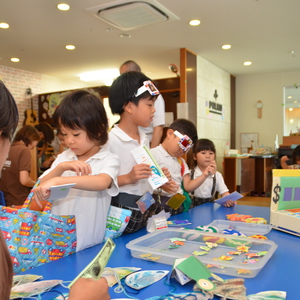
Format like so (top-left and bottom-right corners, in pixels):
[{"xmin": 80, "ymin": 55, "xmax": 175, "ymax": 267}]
[
  {"xmin": 60, "ymin": 125, "xmax": 100, "ymax": 159},
  {"xmin": 164, "ymin": 130, "xmax": 190, "ymax": 157},
  {"xmin": 28, "ymin": 140, "xmax": 39, "ymax": 150},
  {"xmin": 194, "ymin": 150, "xmax": 216, "ymax": 168},
  {"xmin": 128, "ymin": 97, "xmax": 156, "ymax": 127}
]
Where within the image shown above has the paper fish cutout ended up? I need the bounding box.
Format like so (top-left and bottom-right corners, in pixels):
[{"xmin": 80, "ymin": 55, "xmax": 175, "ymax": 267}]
[
  {"xmin": 125, "ymin": 270, "xmax": 169, "ymax": 290},
  {"xmin": 10, "ymin": 280, "xmax": 62, "ymax": 299},
  {"xmin": 13, "ymin": 274, "xmax": 43, "ymax": 287},
  {"xmin": 146, "ymin": 291, "xmax": 211, "ymax": 300},
  {"xmin": 102, "ymin": 267, "xmax": 141, "ymax": 287},
  {"xmin": 176, "ymin": 256, "xmax": 224, "ymax": 291},
  {"xmin": 247, "ymin": 291, "xmax": 286, "ymax": 299}
]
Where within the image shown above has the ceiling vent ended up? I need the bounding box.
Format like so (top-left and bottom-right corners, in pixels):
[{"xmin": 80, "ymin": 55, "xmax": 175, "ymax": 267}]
[{"xmin": 86, "ymin": 0, "xmax": 179, "ymax": 31}]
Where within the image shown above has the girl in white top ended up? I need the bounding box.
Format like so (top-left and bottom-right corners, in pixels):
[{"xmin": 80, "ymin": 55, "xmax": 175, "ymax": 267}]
[
  {"xmin": 192, "ymin": 139, "xmax": 234, "ymax": 207},
  {"xmin": 32, "ymin": 90, "xmax": 120, "ymax": 251}
]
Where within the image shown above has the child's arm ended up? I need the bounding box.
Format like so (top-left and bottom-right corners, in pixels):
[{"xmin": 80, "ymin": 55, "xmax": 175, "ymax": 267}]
[
  {"xmin": 118, "ymin": 163, "xmax": 152, "ymax": 186},
  {"xmin": 183, "ymin": 161, "xmax": 217, "ymax": 192},
  {"xmin": 280, "ymin": 155, "xmax": 291, "ymax": 169}
]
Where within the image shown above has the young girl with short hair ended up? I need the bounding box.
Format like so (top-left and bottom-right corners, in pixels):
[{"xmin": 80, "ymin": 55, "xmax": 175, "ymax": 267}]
[{"xmin": 33, "ymin": 90, "xmax": 120, "ymax": 251}]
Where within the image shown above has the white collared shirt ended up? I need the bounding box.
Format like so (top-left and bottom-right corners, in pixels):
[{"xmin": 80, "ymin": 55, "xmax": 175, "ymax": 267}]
[
  {"xmin": 150, "ymin": 144, "xmax": 190, "ymax": 197},
  {"xmin": 40, "ymin": 147, "xmax": 119, "ymax": 251},
  {"xmin": 106, "ymin": 125, "xmax": 153, "ymax": 195}
]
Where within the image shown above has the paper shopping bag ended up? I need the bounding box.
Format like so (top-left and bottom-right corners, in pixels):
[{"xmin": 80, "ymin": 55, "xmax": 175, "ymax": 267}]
[{"xmin": 0, "ymin": 181, "xmax": 77, "ymax": 273}]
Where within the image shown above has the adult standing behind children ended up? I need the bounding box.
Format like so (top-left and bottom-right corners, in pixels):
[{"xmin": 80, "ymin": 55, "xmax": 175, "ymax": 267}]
[
  {"xmin": 32, "ymin": 90, "xmax": 120, "ymax": 251},
  {"xmin": 191, "ymin": 138, "xmax": 234, "ymax": 207},
  {"xmin": 120, "ymin": 60, "xmax": 165, "ymax": 148},
  {"xmin": 0, "ymin": 125, "xmax": 40, "ymax": 206}
]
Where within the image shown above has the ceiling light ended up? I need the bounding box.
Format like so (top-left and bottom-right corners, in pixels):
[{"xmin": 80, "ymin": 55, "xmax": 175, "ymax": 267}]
[
  {"xmin": 222, "ymin": 44, "xmax": 231, "ymax": 50},
  {"xmin": 11, "ymin": 58, "xmax": 20, "ymax": 62},
  {"xmin": 57, "ymin": 3, "xmax": 70, "ymax": 11},
  {"xmin": 288, "ymin": 96, "xmax": 292, "ymax": 99},
  {"xmin": 289, "ymin": 108, "xmax": 293, "ymax": 111},
  {"xmin": 244, "ymin": 61, "xmax": 252, "ymax": 66},
  {"xmin": 120, "ymin": 33, "xmax": 131, "ymax": 38},
  {"xmin": 0, "ymin": 22, "xmax": 9, "ymax": 29},
  {"xmin": 65, "ymin": 45, "xmax": 75, "ymax": 50},
  {"xmin": 79, "ymin": 69, "xmax": 119, "ymax": 82},
  {"xmin": 189, "ymin": 19, "xmax": 200, "ymax": 26}
]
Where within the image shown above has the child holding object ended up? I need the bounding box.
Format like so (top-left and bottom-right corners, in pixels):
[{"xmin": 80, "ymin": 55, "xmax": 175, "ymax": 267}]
[
  {"xmin": 32, "ymin": 90, "xmax": 120, "ymax": 251},
  {"xmin": 191, "ymin": 138, "xmax": 235, "ymax": 207},
  {"xmin": 150, "ymin": 118, "xmax": 199, "ymax": 214},
  {"xmin": 106, "ymin": 71, "xmax": 172, "ymax": 233},
  {"xmin": 280, "ymin": 145, "xmax": 300, "ymax": 169}
]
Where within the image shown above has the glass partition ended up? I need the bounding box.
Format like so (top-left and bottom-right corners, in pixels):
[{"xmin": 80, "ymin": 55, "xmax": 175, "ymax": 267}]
[{"xmin": 284, "ymin": 85, "xmax": 300, "ymax": 136}]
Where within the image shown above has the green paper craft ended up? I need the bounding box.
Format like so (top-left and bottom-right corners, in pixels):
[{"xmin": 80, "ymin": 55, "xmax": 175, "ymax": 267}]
[{"xmin": 176, "ymin": 256, "xmax": 224, "ymax": 291}]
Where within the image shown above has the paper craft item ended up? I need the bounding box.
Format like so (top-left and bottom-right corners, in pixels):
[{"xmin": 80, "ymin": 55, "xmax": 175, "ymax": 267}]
[
  {"xmin": 125, "ymin": 270, "xmax": 169, "ymax": 290},
  {"xmin": 102, "ymin": 267, "xmax": 141, "ymax": 286},
  {"xmin": 247, "ymin": 290, "xmax": 286, "ymax": 300},
  {"xmin": 10, "ymin": 279, "xmax": 62, "ymax": 299},
  {"xmin": 176, "ymin": 256, "xmax": 224, "ymax": 291},
  {"xmin": 166, "ymin": 193, "xmax": 186, "ymax": 210},
  {"xmin": 167, "ymin": 219, "xmax": 191, "ymax": 226},
  {"xmin": 68, "ymin": 238, "xmax": 115, "ymax": 288},
  {"xmin": 13, "ymin": 274, "xmax": 43, "ymax": 287},
  {"xmin": 136, "ymin": 192, "xmax": 155, "ymax": 214},
  {"xmin": 215, "ymin": 191, "xmax": 243, "ymax": 206},
  {"xmin": 47, "ymin": 183, "xmax": 76, "ymax": 201},
  {"xmin": 147, "ymin": 210, "xmax": 170, "ymax": 232},
  {"xmin": 131, "ymin": 146, "xmax": 168, "ymax": 189},
  {"xmin": 172, "ymin": 258, "xmax": 193, "ymax": 285}
]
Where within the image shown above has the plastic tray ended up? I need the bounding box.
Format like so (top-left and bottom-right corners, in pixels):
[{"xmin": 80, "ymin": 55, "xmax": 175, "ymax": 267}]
[
  {"xmin": 208, "ymin": 220, "xmax": 272, "ymax": 236},
  {"xmin": 126, "ymin": 228, "xmax": 277, "ymax": 278}
]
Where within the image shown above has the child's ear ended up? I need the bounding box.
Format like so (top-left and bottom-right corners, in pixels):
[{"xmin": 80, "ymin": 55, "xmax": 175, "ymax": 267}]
[
  {"xmin": 166, "ymin": 128, "xmax": 174, "ymax": 138},
  {"xmin": 124, "ymin": 102, "xmax": 133, "ymax": 114},
  {"xmin": 193, "ymin": 153, "xmax": 197, "ymax": 161}
]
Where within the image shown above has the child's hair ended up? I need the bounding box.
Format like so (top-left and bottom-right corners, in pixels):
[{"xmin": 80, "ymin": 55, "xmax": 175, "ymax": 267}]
[
  {"xmin": 168, "ymin": 119, "xmax": 198, "ymax": 145},
  {"xmin": 35, "ymin": 122, "xmax": 55, "ymax": 144},
  {"xmin": 0, "ymin": 81, "xmax": 19, "ymax": 141},
  {"xmin": 53, "ymin": 90, "xmax": 108, "ymax": 147},
  {"xmin": 13, "ymin": 125, "xmax": 40, "ymax": 146},
  {"xmin": 292, "ymin": 145, "xmax": 300, "ymax": 163},
  {"xmin": 193, "ymin": 139, "xmax": 216, "ymax": 155},
  {"xmin": 109, "ymin": 71, "xmax": 157, "ymax": 115}
]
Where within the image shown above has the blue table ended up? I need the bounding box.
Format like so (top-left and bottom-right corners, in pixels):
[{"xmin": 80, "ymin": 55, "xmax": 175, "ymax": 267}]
[{"xmin": 21, "ymin": 203, "xmax": 299, "ymax": 299}]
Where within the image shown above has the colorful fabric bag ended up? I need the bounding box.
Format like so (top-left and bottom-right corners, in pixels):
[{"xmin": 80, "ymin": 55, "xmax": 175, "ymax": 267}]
[{"xmin": 0, "ymin": 182, "xmax": 76, "ymax": 273}]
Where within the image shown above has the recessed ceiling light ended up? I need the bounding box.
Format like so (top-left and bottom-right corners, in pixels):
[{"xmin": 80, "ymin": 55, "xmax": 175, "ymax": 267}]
[
  {"xmin": 289, "ymin": 108, "xmax": 293, "ymax": 111},
  {"xmin": 0, "ymin": 22, "xmax": 9, "ymax": 29},
  {"xmin": 65, "ymin": 45, "xmax": 75, "ymax": 50},
  {"xmin": 244, "ymin": 61, "xmax": 252, "ymax": 66},
  {"xmin": 288, "ymin": 96, "xmax": 292, "ymax": 99},
  {"xmin": 189, "ymin": 19, "xmax": 201, "ymax": 26},
  {"xmin": 57, "ymin": 3, "xmax": 70, "ymax": 11},
  {"xmin": 11, "ymin": 58, "xmax": 20, "ymax": 62},
  {"xmin": 222, "ymin": 44, "xmax": 231, "ymax": 50},
  {"xmin": 120, "ymin": 33, "xmax": 131, "ymax": 38}
]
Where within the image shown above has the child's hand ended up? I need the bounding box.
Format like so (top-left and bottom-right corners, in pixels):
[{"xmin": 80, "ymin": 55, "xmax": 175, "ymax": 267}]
[
  {"xmin": 33, "ymin": 178, "xmax": 57, "ymax": 206},
  {"xmin": 161, "ymin": 180, "xmax": 179, "ymax": 194},
  {"xmin": 204, "ymin": 160, "xmax": 216, "ymax": 177},
  {"xmin": 161, "ymin": 167, "xmax": 172, "ymax": 181},
  {"xmin": 68, "ymin": 277, "xmax": 110, "ymax": 300},
  {"xmin": 61, "ymin": 161, "xmax": 92, "ymax": 176},
  {"xmin": 128, "ymin": 163, "xmax": 152, "ymax": 184},
  {"xmin": 280, "ymin": 155, "xmax": 289, "ymax": 163},
  {"xmin": 222, "ymin": 200, "xmax": 235, "ymax": 207}
]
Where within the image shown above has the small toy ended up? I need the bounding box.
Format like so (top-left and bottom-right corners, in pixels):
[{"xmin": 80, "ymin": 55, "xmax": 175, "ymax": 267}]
[
  {"xmin": 193, "ymin": 251, "xmax": 208, "ymax": 256},
  {"xmin": 196, "ymin": 225, "xmax": 218, "ymax": 233},
  {"xmin": 216, "ymin": 255, "xmax": 233, "ymax": 261},
  {"xmin": 222, "ymin": 229, "xmax": 246, "ymax": 236},
  {"xmin": 226, "ymin": 214, "xmax": 252, "ymax": 222},
  {"xmin": 245, "ymin": 217, "xmax": 267, "ymax": 224},
  {"xmin": 236, "ymin": 245, "xmax": 250, "ymax": 253},
  {"xmin": 202, "ymin": 236, "xmax": 225, "ymax": 244},
  {"xmin": 248, "ymin": 234, "xmax": 268, "ymax": 240},
  {"xmin": 224, "ymin": 238, "xmax": 252, "ymax": 248}
]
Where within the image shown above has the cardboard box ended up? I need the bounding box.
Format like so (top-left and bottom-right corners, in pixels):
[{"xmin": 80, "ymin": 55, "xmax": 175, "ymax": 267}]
[{"xmin": 270, "ymin": 169, "xmax": 300, "ymax": 236}]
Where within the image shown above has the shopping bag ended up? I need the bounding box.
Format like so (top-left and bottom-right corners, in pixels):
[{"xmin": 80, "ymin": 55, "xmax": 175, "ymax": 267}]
[
  {"xmin": 104, "ymin": 205, "xmax": 132, "ymax": 241},
  {"xmin": 0, "ymin": 181, "xmax": 77, "ymax": 273}
]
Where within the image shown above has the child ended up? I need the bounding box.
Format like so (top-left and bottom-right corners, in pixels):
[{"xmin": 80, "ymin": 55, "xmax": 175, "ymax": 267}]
[
  {"xmin": 150, "ymin": 118, "xmax": 199, "ymax": 214},
  {"xmin": 0, "ymin": 125, "xmax": 40, "ymax": 206},
  {"xmin": 281, "ymin": 145, "xmax": 300, "ymax": 169},
  {"xmin": 32, "ymin": 90, "xmax": 120, "ymax": 251},
  {"xmin": 191, "ymin": 138, "xmax": 234, "ymax": 207},
  {"xmin": 106, "ymin": 71, "xmax": 163, "ymax": 233}
]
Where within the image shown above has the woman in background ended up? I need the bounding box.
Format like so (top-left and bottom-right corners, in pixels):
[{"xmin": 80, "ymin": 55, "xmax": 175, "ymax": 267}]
[
  {"xmin": 0, "ymin": 125, "xmax": 40, "ymax": 206},
  {"xmin": 35, "ymin": 122, "xmax": 55, "ymax": 159}
]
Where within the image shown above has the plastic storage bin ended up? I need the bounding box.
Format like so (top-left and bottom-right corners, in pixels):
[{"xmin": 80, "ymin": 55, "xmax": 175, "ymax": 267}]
[
  {"xmin": 126, "ymin": 228, "xmax": 277, "ymax": 278},
  {"xmin": 208, "ymin": 220, "xmax": 272, "ymax": 236}
]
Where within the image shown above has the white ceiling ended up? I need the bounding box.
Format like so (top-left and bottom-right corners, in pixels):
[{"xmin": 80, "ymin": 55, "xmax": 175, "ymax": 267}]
[{"xmin": 1, "ymin": 0, "xmax": 300, "ymax": 87}]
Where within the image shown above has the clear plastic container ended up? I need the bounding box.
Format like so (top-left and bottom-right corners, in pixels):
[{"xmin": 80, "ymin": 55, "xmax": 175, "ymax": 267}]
[
  {"xmin": 208, "ymin": 219, "xmax": 272, "ymax": 236},
  {"xmin": 126, "ymin": 228, "xmax": 277, "ymax": 278}
]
